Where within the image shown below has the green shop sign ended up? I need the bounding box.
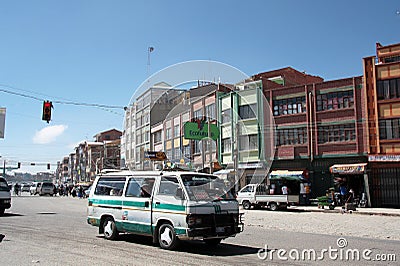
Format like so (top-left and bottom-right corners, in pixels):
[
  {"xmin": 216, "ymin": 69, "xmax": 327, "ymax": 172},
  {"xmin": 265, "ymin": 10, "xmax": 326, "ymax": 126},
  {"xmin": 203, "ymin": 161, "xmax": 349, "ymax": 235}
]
[{"xmin": 183, "ymin": 122, "xmax": 220, "ymax": 141}]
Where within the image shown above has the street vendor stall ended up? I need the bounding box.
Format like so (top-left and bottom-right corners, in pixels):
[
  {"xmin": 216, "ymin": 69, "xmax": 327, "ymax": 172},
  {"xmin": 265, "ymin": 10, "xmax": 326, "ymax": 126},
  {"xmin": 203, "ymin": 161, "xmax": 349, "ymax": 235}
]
[{"xmin": 329, "ymin": 163, "xmax": 370, "ymax": 208}]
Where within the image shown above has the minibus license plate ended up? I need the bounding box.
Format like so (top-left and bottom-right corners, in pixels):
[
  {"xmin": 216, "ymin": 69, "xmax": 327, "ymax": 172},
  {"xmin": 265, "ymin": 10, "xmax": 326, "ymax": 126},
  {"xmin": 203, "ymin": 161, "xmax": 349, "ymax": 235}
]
[{"xmin": 216, "ymin": 227, "xmax": 225, "ymax": 233}]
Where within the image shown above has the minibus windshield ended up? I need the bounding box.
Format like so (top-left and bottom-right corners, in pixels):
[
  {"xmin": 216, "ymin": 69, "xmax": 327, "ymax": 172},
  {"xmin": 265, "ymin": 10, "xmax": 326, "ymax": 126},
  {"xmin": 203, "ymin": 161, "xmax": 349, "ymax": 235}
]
[{"xmin": 181, "ymin": 174, "xmax": 235, "ymax": 201}]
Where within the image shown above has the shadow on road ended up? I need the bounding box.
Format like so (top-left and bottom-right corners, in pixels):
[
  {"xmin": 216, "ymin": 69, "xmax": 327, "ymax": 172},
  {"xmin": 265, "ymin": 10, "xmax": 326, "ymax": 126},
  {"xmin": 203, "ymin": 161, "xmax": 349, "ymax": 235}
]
[
  {"xmin": 0, "ymin": 212, "xmax": 24, "ymax": 217},
  {"xmin": 178, "ymin": 241, "xmax": 260, "ymax": 256},
  {"xmin": 102, "ymin": 234, "xmax": 259, "ymax": 256}
]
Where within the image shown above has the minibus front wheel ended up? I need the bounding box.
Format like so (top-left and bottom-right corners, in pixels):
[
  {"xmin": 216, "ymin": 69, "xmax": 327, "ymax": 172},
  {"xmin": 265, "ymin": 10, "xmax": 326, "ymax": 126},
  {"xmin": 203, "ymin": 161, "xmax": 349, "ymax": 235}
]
[
  {"xmin": 158, "ymin": 223, "xmax": 179, "ymax": 250},
  {"xmin": 103, "ymin": 217, "xmax": 118, "ymax": 240}
]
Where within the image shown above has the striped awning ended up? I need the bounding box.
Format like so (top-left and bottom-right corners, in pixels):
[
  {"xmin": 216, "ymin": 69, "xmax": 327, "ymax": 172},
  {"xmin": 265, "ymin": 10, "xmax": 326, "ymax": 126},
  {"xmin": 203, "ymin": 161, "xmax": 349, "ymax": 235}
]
[
  {"xmin": 269, "ymin": 170, "xmax": 305, "ymax": 181},
  {"xmin": 329, "ymin": 163, "xmax": 367, "ymax": 174}
]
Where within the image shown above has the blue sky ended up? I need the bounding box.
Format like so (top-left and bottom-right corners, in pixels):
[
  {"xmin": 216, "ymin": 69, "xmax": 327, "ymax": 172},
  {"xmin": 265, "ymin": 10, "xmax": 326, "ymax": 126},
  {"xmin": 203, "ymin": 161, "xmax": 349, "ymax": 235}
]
[{"xmin": 0, "ymin": 0, "xmax": 399, "ymax": 174}]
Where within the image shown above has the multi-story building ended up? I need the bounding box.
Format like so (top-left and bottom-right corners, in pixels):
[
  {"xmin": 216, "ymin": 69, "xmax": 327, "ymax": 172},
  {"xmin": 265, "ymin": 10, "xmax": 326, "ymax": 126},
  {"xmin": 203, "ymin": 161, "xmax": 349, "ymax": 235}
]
[
  {"xmin": 95, "ymin": 129, "xmax": 122, "ymax": 170},
  {"xmin": 363, "ymin": 42, "xmax": 400, "ymax": 207},
  {"xmin": 218, "ymin": 80, "xmax": 271, "ymax": 189},
  {"xmin": 68, "ymin": 129, "xmax": 122, "ymax": 184},
  {"xmin": 160, "ymin": 83, "xmax": 233, "ymax": 171},
  {"xmin": 230, "ymin": 67, "xmax": 368, "ymax": 200},
  {"xmin": 219, "ymin": 67, "xmax": 368, "ymax": 200},
  {"xmin": 75, "ymin": 141, "xmax": 103, "ymax": 182},
  {"xmin": 122, "ymin": 82, "xmax": 188, "ymax": 170},
  {"xmin": 94, "ymin": 129, "xmax": 122, "ymax": 143},
  {"xmin": 61, "ymin": 156, "xmax": 69, "ymax": 183},
  {"xmin": 68, "ymin": 153, "xmax": 76, "ymax": 183}
]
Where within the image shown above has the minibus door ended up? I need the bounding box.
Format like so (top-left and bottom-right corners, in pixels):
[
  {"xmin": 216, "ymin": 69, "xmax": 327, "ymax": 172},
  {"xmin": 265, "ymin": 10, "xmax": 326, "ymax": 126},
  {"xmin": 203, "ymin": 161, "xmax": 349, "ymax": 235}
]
[{"xmin": 123, "ymin": 177, "xmax": 155, "ymax": 235}]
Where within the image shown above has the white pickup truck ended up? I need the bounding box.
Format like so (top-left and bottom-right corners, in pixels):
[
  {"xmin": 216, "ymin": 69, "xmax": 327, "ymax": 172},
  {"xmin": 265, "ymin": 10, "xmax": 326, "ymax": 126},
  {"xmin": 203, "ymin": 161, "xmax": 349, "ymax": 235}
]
[{"xmin": 237, "ymin": 184, "xmax": 299, "ymax": 211}]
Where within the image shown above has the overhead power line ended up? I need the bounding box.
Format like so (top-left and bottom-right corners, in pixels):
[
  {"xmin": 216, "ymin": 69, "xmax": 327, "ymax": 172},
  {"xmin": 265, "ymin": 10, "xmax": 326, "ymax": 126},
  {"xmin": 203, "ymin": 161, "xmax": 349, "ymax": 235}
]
[{"xmin": 0, "ymin": 86, "xmax": 125, "ymax": 110}]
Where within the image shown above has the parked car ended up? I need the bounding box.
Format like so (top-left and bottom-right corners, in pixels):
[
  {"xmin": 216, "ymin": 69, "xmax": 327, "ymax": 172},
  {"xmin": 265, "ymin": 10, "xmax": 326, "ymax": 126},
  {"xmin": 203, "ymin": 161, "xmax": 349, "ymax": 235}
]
[
  {"xmin": 21, "ymin": 183, "xmax": 31, "ymax": 192},
  {"xmin": 30, "ymin": 182, "xmax": 40, "ymax": 195},
  {"xmin": 0, "ymin": 177, "xmax": 11, "ymax": 216},
  {"xmin": 39, "ymin": 182, "xmax": 55, "ymax": 196}
]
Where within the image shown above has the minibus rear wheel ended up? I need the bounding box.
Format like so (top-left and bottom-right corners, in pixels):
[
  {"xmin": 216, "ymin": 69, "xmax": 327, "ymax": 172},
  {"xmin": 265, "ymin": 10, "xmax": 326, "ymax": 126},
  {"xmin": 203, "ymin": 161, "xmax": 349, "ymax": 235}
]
[{"xmin": 103, "ymin": 217, "xmax": 118, "ymax": 240}]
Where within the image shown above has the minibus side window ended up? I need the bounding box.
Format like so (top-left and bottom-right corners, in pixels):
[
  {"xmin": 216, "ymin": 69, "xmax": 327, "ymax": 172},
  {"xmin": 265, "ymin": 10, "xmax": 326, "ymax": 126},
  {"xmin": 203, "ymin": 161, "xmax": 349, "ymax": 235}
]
[
  {"xmin": 126, "ymin": 177, "xmax": 155, "ymax": 198},
  {"xmin": 158, "ymin": 176, "xmax": 179, "ymax": 196},
  {"xmin": 94, "ymin": 177, "xmax": 125, "ymax": 196}
]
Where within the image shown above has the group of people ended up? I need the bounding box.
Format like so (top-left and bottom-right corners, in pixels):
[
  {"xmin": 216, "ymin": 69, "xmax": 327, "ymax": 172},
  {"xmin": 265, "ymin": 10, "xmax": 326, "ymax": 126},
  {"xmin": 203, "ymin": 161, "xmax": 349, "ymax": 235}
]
[{"xmin": 57, "ymin": 184, "xmax": 86, "ymax": 198}]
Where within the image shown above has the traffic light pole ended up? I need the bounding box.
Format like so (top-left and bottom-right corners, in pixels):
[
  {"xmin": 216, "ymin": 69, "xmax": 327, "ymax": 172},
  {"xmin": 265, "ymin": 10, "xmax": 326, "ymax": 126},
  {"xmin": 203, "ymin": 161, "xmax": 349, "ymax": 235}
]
[{"xmin": 1, "ymin": 160, "xmax": 19, "ymax": 177}]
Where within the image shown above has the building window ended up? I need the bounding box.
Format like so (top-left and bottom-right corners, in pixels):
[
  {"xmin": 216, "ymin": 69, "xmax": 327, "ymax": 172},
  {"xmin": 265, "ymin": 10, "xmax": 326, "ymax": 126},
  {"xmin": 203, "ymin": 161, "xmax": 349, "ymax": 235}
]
[
  {"xmin": 183, "ymin": 145, "xmax": 191, "ymax": 158},
  {"xmin": 222, "ymin": 138, "xmax": 231, "ymax": 153},
  {"xmin": 193, "ymin": 140, "xmax": 200, "ymax": 154},
  {"xmin": 239, "ymin": 104, "xmax": 257, "ymax": 120},
  {"xmin": 136, "ymin": 134, "xmax": 142, "ymax": 144},
  {"xmin": 173, "ymin": 124, "xmax": 180, "ymax": 138},
  {"xmin": 193, "ymin": 109, "xmax": 203, "ymax": 120},
  {"xmin": 221, "ymin": 109, "xmax": 231, "ymax": 124},
  {"xmin": 136, "ymin": 116, "xmax": 142, "ymax": 127},
  {"xmin": 383, "ymin": 55, "xmax": 400, "ymax": 63},
  {"xmin": 165, "ymin": 149, "xmax": 172, "ymax": 160},
  {"xmin": 273, "ymin": 97, "xmax": 306, "ymax": 116},
  {"xmin": 377, "ymin": 78, "xmax": 400, "ymax": 100},
  {"xmin": 316, "ymin": 91, "xmax": 354, "ymax": 111},
  {"xmin": 379, "ymin": 118, "xmax": 400, "ymax": 140},
  {"xmin": 239, "ymin": 134, "xmax": 258, "ymax": 150},
  {"xmin": 276, "ymin": 127, "xmax": 307, "ymax": 146},
  {"xmin": 165, "ymin": 128, "xmax": 172, "ymax": 140},
  {"xmin": 318, "ymin": 123, "xmax": 356, "ymax": 144},
  {"xmin": 143, "ymin": 112, "xmax": 149, "ymax": 124},
  {"xmin": 154, "ymin": 131, "xmax": 162, "ymax": 143},
  {"xmin": 173, "ymin": 147, "xmax": 181, "ymax": 160},
  {"xmin": 205, "ymin": 103, "xmax": 216, "ymax": 120}
]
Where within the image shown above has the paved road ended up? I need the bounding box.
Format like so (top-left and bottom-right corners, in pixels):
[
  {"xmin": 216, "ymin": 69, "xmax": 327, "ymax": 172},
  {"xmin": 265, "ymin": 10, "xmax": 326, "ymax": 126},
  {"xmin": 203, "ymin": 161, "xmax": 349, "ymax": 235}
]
[{"xmin": 0, "ymin": 195, "xmax": 398, "ymax": 265}]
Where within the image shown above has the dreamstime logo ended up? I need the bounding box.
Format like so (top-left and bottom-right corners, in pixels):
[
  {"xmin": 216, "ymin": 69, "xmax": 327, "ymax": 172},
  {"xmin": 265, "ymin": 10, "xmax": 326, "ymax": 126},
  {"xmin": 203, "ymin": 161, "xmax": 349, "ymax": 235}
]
[{"xmin": 257, "ymin": 237, "xmax": 397, "ymax": 262}]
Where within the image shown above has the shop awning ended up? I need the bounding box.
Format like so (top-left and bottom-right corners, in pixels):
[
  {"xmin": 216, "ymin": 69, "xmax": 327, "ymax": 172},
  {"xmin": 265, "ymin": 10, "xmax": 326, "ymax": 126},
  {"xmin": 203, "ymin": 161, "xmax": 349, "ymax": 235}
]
[
  {"xmin": 329, "ymin": 163, "xmax": 367, "ymax": 174},
  {"xmin": 269, "ymin": 170, "xmax": 305, "ymax": 181}
]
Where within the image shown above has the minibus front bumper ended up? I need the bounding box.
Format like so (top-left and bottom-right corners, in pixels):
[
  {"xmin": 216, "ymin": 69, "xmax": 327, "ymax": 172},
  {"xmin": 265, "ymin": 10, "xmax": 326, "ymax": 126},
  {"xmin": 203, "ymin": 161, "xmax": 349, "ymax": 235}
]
[{"xmin": 186, "ymin": 213, "xmax": 244, "ymax": 239}]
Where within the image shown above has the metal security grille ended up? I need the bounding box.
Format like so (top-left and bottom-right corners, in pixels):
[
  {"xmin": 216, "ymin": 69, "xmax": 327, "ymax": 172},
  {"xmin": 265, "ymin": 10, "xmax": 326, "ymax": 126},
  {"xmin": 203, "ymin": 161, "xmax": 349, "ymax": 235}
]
[{"xmin": 370, "ymin": 167, "xmax": 400, "ymax": 208}]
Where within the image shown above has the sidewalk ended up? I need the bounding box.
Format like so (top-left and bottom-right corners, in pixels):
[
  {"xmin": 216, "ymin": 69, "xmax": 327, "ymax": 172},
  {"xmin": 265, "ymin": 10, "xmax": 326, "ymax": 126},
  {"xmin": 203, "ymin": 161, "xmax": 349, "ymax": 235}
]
[{"xmin": 289, "ymin": 205, "xmax": 400, "ymax": 217}]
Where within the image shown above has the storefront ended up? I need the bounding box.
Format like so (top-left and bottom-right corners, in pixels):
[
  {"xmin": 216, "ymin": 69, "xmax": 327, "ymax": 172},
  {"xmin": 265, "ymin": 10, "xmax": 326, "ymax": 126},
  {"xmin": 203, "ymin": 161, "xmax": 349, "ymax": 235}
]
[
  {"xmin": 329, "ymin": 163, "xmax": 371, "ymax": 207},
  {"xmin": 368, "ymin": 155, "xmax": 400, "ymax": 208}
]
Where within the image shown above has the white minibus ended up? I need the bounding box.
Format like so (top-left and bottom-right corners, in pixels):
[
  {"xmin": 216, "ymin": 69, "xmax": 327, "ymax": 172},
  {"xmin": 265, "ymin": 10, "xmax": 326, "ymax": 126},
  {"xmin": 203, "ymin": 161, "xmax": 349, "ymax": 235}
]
[{"xmin": 87, "ymin": 170, "xmax": 243, "ymax": 250}]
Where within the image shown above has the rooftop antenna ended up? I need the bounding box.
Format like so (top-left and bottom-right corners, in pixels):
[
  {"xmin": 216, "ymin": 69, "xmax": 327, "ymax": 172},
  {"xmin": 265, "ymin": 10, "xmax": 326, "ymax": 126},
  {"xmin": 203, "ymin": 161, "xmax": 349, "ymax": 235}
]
[{"xmin": 147, "ymin": 46, "xmax": 154, "ymax": 80}]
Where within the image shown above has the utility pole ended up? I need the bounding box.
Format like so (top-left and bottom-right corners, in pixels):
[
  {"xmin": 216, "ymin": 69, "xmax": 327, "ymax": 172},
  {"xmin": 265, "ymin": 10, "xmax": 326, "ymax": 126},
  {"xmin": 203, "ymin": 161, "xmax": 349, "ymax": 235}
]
[
  {"xmin": 233, "ymin": 122, "xmax": 239, "ymax": 194},
  {"xmin": 208, "ymin": 117, "xmax": 213, "ymax": 174},
  {"xmin": 0, "ymin": 156, "xmax": 5, "ymax": 177}
]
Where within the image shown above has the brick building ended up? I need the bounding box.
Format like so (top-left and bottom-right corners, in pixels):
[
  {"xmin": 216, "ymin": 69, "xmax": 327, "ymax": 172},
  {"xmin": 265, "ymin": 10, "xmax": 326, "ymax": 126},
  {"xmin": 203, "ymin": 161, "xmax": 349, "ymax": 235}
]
[
  {"xmin": 252, "ymin": 67, "xmax": 368, "ymax": 200},
  {"xmin": 363, "ymin": 42, "xmax": 400, "ymax": 207}
]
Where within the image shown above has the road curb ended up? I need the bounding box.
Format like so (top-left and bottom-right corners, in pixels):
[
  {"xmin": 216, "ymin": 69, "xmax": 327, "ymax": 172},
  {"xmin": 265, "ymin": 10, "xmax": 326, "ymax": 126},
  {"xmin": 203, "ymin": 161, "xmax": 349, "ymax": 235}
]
[{"xmin": 299, "ymin": 207, "xmax": 400, "ymax": 217}]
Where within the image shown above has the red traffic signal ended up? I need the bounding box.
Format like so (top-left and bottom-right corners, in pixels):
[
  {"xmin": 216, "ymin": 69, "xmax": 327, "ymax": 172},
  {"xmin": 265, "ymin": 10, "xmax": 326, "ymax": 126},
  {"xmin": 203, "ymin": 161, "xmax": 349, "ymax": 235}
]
[{"xmin": 42, "ymin": 101, "xmax": 52, "ymax": 123}]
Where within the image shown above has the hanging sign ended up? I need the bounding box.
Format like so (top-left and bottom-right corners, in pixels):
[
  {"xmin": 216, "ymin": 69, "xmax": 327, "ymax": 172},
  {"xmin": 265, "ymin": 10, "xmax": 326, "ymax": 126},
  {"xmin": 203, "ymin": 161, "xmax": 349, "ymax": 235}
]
[{"xmin": 183, "ymin": 121, "xmax": 219, "ymax": 141}]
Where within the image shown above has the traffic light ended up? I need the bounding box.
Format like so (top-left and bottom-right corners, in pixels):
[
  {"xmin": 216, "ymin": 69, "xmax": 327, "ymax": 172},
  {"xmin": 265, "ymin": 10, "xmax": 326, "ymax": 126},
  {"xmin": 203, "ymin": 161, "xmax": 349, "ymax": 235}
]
[
  {"xmin": 18, "ymin": 162, "xmax": 21, "ymax": 168},
  {"xmin": 42, "ymin": 101, "xmax": 52, "ymax": 123},
  {"xmin": 47, "ymin": 163, "xmax": 50, "ymax": 170}
]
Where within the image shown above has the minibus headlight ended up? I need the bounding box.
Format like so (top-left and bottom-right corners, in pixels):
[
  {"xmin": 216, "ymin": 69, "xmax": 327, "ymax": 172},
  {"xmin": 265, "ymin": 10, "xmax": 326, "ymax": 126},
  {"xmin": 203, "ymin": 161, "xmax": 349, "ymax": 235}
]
[{"xmin": 187, "ymin": 215, "xmax": 202, "ymax": 226}]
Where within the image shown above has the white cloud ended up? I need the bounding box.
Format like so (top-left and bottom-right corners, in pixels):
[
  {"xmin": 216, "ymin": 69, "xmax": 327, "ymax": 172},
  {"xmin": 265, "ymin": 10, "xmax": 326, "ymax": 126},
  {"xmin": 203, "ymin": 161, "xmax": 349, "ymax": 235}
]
[{"xmin": 33, "ymin": 125, "xmax": 68, "ymax": 144}]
